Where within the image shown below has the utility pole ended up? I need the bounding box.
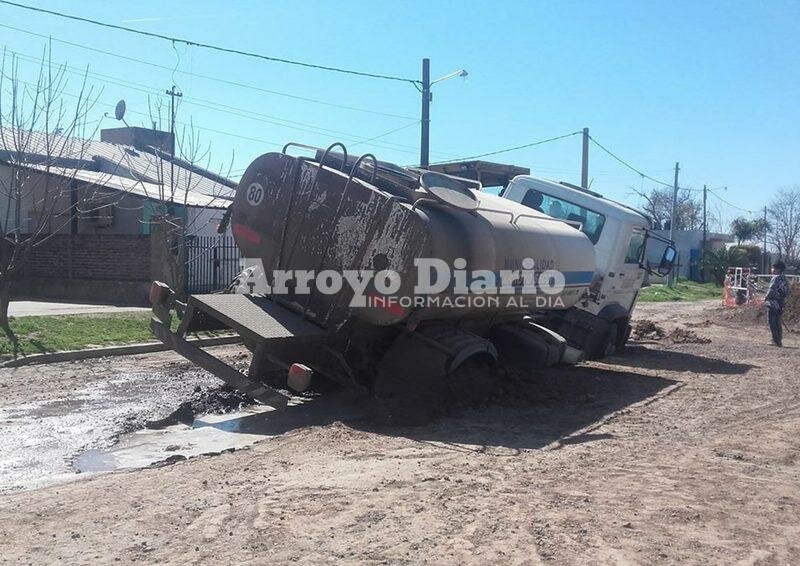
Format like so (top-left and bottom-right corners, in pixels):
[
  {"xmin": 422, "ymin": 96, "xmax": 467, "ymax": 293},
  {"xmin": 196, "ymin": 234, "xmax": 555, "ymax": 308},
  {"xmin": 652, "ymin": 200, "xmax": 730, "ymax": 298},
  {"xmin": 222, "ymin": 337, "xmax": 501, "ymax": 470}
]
[
  {"xmin": 702, "ymin": 184, "xmax": 707, "ymax": 258},
  {"xmin": 763, "ymin": 205, "xmax": 768, "ymax": 273},
  {"xmin": 701, "ymin": 183, "xmax": 707, "ymax": 283},
  {"xmin": 419, "ymin": 58, "xmax": 431, "ymax": 169},
  {"xmin": 581, "ymin": 127, "xmax": 589, "ymax": 189},
  {"xmin": 166, "ymin": 85, "xmax": 183, "ymax": 199},
  {"xmin": 668, "ymin": 162, "xmax": 680, "ymax": 287}
]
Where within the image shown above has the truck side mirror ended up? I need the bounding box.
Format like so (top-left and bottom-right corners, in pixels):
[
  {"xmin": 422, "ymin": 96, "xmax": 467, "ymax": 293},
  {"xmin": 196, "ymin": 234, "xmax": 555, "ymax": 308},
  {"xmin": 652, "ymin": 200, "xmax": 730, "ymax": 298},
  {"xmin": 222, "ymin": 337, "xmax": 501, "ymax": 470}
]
[{"xmin": 657, "ymin": 246, "xmax": 677, "ymax": 276}]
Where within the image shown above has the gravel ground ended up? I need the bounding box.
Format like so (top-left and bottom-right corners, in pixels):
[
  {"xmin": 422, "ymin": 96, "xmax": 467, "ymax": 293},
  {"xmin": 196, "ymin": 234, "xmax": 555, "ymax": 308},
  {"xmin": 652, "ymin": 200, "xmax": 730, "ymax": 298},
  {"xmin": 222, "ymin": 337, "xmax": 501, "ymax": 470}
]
[{"xmin": 1, "ymin": 299, "xmax": 799, "ymax": 564}]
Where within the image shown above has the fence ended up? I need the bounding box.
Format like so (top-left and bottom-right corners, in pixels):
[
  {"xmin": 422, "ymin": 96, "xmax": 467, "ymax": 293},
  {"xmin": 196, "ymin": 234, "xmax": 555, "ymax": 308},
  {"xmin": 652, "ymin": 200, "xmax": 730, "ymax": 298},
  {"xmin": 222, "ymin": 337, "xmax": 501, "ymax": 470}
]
[
  {"xmin": 723, "ymin": 266, "xmax": 800, "ymax": 308},
  {"xmin": 186, "ymin": 235, "xmax": 242, "ymax": 293}
]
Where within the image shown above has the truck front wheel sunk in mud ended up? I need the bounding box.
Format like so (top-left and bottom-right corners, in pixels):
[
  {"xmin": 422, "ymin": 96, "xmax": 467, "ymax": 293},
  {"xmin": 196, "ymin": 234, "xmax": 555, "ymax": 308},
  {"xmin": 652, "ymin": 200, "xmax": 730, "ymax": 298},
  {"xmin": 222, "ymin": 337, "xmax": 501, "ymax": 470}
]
[
  {"xmin": 371, "ymin": 356, "xmax": 498, "ymax": 426},
  {"xmin": 583, "ymin": 319, "xmax": 623, "ymax": 360},
  {"xmin": 602, "ymin": 322, "xmax": 620, "ymax": 358}
]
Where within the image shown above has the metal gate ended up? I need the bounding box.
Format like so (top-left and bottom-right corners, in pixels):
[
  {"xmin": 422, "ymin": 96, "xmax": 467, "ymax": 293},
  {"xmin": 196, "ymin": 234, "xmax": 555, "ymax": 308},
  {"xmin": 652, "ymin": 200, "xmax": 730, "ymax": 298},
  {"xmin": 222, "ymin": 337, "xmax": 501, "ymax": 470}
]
[{"xmin": 186, "ymin": 235, "xmax": 242, "ymax": 293}]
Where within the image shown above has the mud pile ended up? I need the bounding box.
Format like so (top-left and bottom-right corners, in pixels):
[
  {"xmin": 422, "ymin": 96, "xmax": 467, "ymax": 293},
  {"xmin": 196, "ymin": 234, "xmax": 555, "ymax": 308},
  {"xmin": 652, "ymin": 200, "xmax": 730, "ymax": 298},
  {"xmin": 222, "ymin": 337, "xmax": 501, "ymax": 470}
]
[
  {"xmin": 371, "ymin": 361, "xmax": 611, "ymax": 426},
  {"xmin": 632, "ymin": 320, "xmax": 666, "ymax": 340},
  {"xmin": 685, "ymin": 319, "xmax": 714, "ymax": 328},
  {"xmin": 783, "ymin": 282, "xmax": 800, "ymax": 325},
  {"xmin": 146, "ymin": 386, "xmax": 255, "ymax": 428},
  {"xmin": 667, "ymin": 328, "xmax": 711, "ymax": 344},
  {"xmin": 718, "ymin": 282, "xmax": 800, "ymax": 333},
  {"xmin": 632, "ymin": 320, "xmax": 710, "ymax": 344},
  {"xmin": 719, "ymin": 304, "xmax": 765, "ymax": 325}
]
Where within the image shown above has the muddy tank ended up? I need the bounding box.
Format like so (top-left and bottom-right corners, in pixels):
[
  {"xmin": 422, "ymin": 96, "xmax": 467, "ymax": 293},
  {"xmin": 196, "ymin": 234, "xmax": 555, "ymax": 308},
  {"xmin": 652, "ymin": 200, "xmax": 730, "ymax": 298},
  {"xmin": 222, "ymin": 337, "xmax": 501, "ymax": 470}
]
[
  {"xmin": 150, "ymin": 142, "xmax": 598, "ymax": 408},
  {"xmin": 230, "ymin": 146, "xmax": 595, "ymax": 328}
]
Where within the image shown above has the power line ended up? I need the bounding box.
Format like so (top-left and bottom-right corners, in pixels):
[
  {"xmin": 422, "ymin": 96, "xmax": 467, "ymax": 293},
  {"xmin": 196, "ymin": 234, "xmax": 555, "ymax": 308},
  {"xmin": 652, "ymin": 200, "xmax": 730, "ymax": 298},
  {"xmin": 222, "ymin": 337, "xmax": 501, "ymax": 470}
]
[
  {"xmin": 184, "ymin": 95, "xmax": 425, "ymax": 154},
  {"xmin": 9, "ymin": 77, "xmax": 298, "ymax": 150},
  {"xmin": 587, "ymin": 134, "xmax": 674, "ymax": 188},
  {"xmin": 708, "ymin": 188, "xmax": 754, "ymax": 214},
  {"xmin": 10, "ymin": 76, "xmax": 428, "ymax": 166},
  {"xmin": 0, "ymin": 5, "xmax": 759, "ymax": 205},
  {"xmin": 0, "ymin": 22, "xmax": 415, "ymax": 120},
  {"xmin": 350, "ymin": 121, "xmax": 421, "ymax": 147},
  {"xmin": 0, "ymin": 1, "xmax": 420, "ymax": 85},
  {"xmin": 6, "ymin": 48, "xmax": 439, "ymax": 157},
  {"xmin": 430, "ymin": 131, "xmax": 582, "ymax": 164},
  {"xmin": 130, "ymin": 103, "xmax": 418, "ymax": 157}
]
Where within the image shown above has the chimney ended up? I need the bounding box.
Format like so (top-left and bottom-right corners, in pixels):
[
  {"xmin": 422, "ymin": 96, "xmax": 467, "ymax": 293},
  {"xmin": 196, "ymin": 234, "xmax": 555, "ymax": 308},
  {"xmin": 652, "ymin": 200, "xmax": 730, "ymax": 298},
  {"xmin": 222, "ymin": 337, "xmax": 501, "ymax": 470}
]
[{"xmin": 100, "ymin": 126, "xmax": 174, "ymax": 154}]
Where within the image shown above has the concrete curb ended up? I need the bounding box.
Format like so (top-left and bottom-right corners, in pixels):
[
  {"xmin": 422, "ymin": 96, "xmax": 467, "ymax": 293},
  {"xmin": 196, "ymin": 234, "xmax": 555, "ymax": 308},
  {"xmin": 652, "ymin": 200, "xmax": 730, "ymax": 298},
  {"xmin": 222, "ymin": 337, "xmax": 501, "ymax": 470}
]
[{"xmin": 0, "ymin": 335, "xmax": 242, "ymax": 368}]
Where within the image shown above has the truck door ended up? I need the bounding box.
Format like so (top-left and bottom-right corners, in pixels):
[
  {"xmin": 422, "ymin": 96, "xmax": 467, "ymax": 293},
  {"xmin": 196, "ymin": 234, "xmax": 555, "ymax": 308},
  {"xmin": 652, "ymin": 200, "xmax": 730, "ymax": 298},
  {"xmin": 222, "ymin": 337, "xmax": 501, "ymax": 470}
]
[{"xmin": 606, "ymin": 227, "xmax": 648, "ymax": 312}]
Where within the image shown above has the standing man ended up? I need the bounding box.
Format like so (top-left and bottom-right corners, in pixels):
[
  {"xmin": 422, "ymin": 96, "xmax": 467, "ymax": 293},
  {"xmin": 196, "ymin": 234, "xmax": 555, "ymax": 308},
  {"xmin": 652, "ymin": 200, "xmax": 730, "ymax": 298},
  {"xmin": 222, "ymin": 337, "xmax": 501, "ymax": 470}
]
[{"xmin": 765, "ymin": 260, "xmax": 789, "ymax": 346}]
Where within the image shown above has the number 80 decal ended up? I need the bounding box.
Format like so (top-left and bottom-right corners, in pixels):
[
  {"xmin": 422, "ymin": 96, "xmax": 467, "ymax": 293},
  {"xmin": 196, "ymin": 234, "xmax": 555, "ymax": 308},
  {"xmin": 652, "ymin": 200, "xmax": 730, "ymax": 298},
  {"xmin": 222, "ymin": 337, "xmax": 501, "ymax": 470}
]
[{"xmin": 246, "ymin": 182, "xmax": 265, "ymax": 206}]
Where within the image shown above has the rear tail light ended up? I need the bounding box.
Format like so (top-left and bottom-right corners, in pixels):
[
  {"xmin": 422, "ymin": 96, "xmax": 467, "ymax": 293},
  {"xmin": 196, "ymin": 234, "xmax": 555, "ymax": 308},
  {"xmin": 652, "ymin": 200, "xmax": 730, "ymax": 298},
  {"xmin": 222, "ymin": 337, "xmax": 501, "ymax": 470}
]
[{"xmin": 287, "ymin": 363, "xmax": 313, "ymax": 393}]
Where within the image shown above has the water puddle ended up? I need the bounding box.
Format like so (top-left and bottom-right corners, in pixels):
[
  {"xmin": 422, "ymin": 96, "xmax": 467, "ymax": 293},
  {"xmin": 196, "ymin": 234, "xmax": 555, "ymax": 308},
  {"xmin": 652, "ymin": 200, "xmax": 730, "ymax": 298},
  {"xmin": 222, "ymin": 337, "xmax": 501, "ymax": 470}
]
[
  {"xmin": 0, "ymin": 369, "xmax": 213, "ymax": 492},
  {"xmin": 1, "ymin": 361, "xmax": 359, "ymax": 491},
  {"xmin": 74, "ymin": 393, "xmax": 359, "ymax": 475},
  {"xmin": 74, "ymin": 404, "xmax": 282, "ymax": 473}
]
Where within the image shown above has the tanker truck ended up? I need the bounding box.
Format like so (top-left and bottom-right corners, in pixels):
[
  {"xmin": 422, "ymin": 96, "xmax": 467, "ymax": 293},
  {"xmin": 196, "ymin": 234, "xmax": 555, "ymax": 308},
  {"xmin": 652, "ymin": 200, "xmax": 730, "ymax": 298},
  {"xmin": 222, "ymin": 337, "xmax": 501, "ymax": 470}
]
[
  {"xmin": 149, "ymin": 142, "xmax": 598, "ymax": 408},
  {"xmin": 502, "ymin": 176, "xmax": 676, "ymax": 359}
]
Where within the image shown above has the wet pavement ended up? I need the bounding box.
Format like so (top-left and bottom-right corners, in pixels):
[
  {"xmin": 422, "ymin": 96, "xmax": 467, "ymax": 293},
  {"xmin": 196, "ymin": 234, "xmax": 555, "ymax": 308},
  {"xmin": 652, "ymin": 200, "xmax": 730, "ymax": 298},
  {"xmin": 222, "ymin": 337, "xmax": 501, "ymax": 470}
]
[
  {"xmin": 0, "ymin": 353, "xmax": 363, "ymax": 492},
  {"xmin": 0, "ymin": 368, "xmax": 218, "ymax": 492},
  {"xmin": 74, "ymin": 404, "xmax": 283, "ymax": 474},
  {"xmin": 74, "ymin": 390, "xmax": 363, "ymax": 474}
]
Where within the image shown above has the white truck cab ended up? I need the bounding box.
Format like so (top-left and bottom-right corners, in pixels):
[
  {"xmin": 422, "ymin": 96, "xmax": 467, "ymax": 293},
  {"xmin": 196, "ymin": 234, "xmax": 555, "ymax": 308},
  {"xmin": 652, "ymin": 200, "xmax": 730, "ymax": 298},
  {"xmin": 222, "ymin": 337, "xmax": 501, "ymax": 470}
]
[{"xmin": 502, "ymin": 176, "xmax": 676, "ymax": 358}]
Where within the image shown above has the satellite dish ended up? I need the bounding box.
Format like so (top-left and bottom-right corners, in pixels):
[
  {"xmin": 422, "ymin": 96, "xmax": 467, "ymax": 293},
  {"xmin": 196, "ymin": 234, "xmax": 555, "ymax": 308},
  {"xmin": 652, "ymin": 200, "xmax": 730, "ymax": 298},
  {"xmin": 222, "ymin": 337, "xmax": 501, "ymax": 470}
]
[{"xmin": 114, "ymin": 99, "xmax": 127, "ymax": 121}]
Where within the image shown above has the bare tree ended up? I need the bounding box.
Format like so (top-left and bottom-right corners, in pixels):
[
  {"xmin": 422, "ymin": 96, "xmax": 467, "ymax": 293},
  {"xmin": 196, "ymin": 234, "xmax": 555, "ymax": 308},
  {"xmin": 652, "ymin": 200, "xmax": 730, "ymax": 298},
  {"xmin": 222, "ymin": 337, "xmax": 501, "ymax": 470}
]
[
  {"xmin": 0, "ymin": 45, "xmax": 235, "ymax": 354},
  {"xmin": 0, "ymin": 46, "xmax": 111, "ymax": 353},
  {"xmin": 631, "ymin": 185, "xmax": 703, "ymax": 230},
  {"xmin": 128, "ymin": 99, "xmax": 235, "ymax": 296},
  {"xmin": 767, "ymin": 186, "xmax": 800, "ymax": 264}
]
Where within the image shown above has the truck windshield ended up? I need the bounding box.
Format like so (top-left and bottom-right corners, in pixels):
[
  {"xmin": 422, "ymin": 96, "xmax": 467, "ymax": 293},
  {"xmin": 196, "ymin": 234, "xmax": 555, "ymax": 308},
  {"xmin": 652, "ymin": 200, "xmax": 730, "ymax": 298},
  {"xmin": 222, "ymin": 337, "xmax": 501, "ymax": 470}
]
[{"xmin": 520, "ymin": 189, "xmax": 605, "ymax": 244}]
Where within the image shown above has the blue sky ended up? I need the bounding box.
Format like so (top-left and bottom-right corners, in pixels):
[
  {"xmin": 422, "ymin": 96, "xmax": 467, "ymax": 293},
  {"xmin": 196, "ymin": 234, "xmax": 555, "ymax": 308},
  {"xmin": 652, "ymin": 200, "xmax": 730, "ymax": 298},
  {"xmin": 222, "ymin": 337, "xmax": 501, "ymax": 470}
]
[{"xmin": 2, "ymin": 0, "xmax": 798, "ymax": 226}]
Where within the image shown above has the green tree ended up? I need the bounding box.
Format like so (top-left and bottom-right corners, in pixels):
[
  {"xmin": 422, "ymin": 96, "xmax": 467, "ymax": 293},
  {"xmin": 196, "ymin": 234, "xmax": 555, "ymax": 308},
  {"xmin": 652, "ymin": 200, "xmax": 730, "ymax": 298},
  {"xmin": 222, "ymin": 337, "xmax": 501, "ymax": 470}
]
[
  {"xmin": 731, "ymin": 217, "xmax": 757, "ymax": 246},
  {"xmin": 701, "ymin": 247, "xmax": 749, "ymax": 285},
  {"xmin": 730, "ymin": 217, "xmax": 769, "ymax": 246}
]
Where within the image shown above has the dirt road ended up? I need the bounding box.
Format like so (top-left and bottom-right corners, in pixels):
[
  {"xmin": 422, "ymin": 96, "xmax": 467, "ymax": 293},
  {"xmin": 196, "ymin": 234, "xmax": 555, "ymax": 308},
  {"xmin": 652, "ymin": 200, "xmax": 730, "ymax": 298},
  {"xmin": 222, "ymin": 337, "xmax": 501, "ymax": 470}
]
[{"xmin": 1, "ymin": 300, "xmax": 799, "ymax": 564}]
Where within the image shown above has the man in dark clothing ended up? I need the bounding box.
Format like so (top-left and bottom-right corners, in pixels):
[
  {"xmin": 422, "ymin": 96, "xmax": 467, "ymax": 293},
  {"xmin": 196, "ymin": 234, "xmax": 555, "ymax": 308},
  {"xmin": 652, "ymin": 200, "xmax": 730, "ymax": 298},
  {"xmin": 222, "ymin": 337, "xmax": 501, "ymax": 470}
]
[{"xmin": 765, "ymin": 260, "xmax": 790, "ymax": 346}]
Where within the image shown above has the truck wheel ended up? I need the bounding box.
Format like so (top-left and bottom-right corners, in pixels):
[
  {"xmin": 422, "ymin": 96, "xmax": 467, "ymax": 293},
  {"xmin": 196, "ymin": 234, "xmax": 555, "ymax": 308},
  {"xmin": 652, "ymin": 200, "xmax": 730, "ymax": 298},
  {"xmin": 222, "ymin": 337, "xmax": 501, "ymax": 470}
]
[
  {"xmin": 617, "ymin": 323, "xmax": 632, "ymax": 353},
  {"xmin": 602, "ymin": 322, "xmax": 619, "ymax": 358},
  {"xmin": 586, "ymin": 321, "xmax": 617, "ymax": 360},
  {"xmin": 372, "ymin": 355, "xmax": 495, "ymax": 424},
  {"xmin": 445, "ymin": 356, "xmax": 496, "ymax": 410}
]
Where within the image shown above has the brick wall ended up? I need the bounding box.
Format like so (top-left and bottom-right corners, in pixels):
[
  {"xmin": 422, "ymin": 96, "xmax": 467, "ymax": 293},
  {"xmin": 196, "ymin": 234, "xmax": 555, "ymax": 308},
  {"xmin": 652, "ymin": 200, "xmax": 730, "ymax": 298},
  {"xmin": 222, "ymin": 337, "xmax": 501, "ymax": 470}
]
[{"xmin": 24, "ymin": 234, "xmax": 151, "ymax": 281}]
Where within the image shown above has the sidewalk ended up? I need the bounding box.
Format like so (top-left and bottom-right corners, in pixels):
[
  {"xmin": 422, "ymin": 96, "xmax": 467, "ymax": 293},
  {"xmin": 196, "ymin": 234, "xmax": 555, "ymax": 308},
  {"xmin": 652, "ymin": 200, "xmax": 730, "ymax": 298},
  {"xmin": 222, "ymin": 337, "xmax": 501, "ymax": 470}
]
[{"xmin": 9, "ymin": 301, "xmax": 148, "ymax": 317}]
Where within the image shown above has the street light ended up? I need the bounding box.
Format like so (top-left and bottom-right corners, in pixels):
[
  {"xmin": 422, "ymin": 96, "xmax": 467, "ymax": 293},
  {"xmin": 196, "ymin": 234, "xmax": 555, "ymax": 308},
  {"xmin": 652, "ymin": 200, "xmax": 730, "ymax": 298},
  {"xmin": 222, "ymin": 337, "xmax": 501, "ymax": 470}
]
[
  {"xmin": 419, "ymin": 59, "xmax": 468, "ymax": 168},
  {"xmin": 431, "ymin": 68, "xmax": 469, "ymax": 85}
]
